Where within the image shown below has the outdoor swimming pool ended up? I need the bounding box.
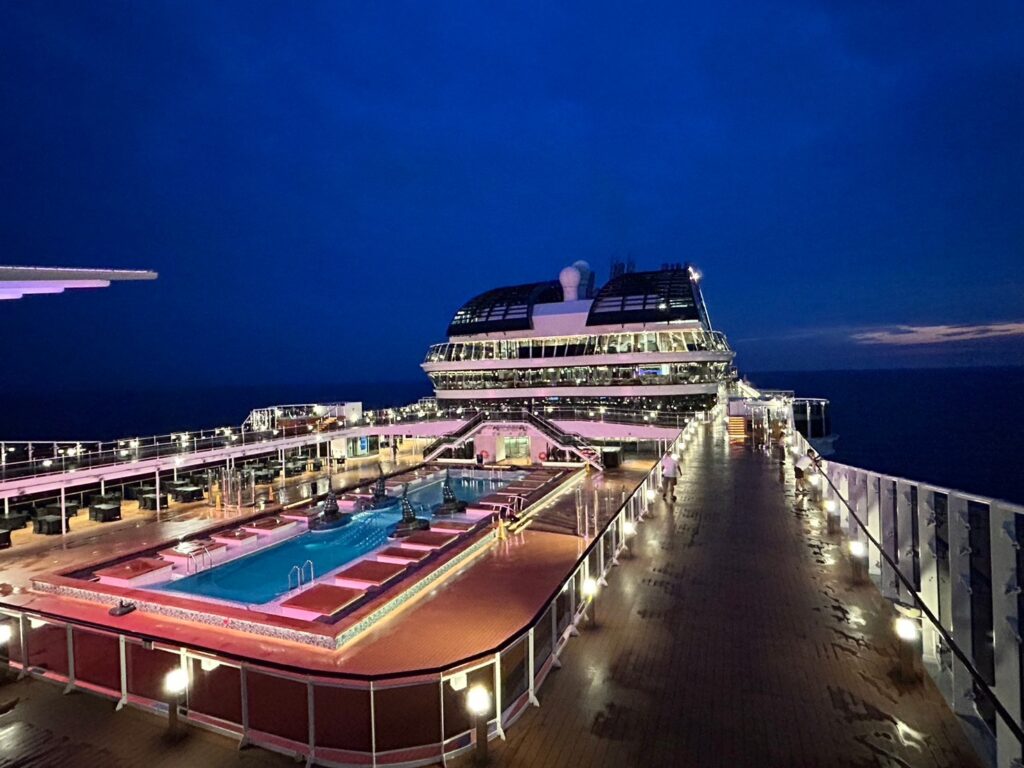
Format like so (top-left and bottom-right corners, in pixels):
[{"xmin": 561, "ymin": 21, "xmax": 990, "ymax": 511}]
[{"xmin": 155, "ymin": 473, "xmax": 517, "ymax": 605}]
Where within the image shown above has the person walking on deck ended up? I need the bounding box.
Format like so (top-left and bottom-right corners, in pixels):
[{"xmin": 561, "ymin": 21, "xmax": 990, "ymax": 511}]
[{"xmin": 661, "ymin": 453, "xmax": 680, "ymax": 500}]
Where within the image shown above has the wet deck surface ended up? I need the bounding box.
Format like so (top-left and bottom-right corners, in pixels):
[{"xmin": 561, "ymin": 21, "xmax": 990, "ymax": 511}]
[
  {"xmin": 448, "ymin": 421, "xmax": 982, "ymax": 768},
  {"xmin": 0, "ymin": 672, "xmax": 293, "ymax": 768}
]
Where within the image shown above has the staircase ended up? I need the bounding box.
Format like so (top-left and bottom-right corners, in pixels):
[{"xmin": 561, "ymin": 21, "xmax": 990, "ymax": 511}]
[
  {"xmin": 422, "ymin": 411, "xmax": 486, "ymax": 461},
  {"xmin": 520, "ymin": 410, "xmax": 602, "ymax": 469},
  {"xmin": 422, "ymin": 409, "xmax": 603, "ymax": 470},
  {"xmin": 727, "ymin": 416, "xmax": 747, "ymax": 442}
]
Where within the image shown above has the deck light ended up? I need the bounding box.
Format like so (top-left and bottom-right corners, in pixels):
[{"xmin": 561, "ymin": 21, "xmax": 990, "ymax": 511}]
[
  {"xmin": 645, "ymin": 489, "xmax": 656, "ymax": 502},
  {"xmin": 42, "ymin": 459, "xmax": 53, "ymax": 468},
  {"xmin": 623, "ymin": 520, "xmax": 636, "ymax": 537},
  {"xmin": 0, "ymin": 624, "xmax": 11, "ymax": 645},
  {"xmin": 894, "ymin": 615, "xmax": 921, "ymax": 682},
  {"xmin": 582, "ymin": 576, "xmax": 599, "ymax": 626},
  {"xmin": 848, "ymin": 539, "xmax": 868, "ymax": 583},
  {"xmin": 466, "ymin": 684, "xmax": 491, "ymax": 762},
  {"xmin": 823, "ymin": 499, "xmax": 836, "ymax": 513},
  {"xmin": 895, "ymin": 616, "xmax": 918, "ymax": 642},
  {"xmin": 466, "ymin": 684, "xmax": 491, "ymax": 717},
  {"xmin": 164, "ymin": 667, "xmax": 187, "ymax": 696}
]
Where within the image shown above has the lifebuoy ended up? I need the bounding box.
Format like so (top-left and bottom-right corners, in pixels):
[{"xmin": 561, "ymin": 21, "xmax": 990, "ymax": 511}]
[{"xmin": 538, "ymin": 452, "xmax": 548, "ymax": 461}]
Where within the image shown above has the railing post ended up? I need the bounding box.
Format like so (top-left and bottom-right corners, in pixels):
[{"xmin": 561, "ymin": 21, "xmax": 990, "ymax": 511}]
[
  {"xmin": 16, "ymin": 614, "xmax": 28, "ymax": 679},
  {"xmin": 866, "ymin": 475, "xmax": 882, "ymax": 578},
  {"xmin": 990, "ymin": 502, "xmax": 1022, "ymax": 768},
  {"xmin": 63, "ymin": 624, "xmax": 75, "ymax": 694},
  {"xmin": 307, "ymin": 680, "xmax": 316, "ymax": 764},
  {"xmin": 947, "ymin": 492, "xmax": 976, "ymax": 720},
  {"xmin": 550, "ymin": 599, "xmax": 561, "ymax": 667},
  {"xmin": 880, "ymin": 478, "xmax": 900, "ymax": 601},
  {"xmin": 494, "ymin": 652, "xmax": 505, "ymax": 739},
  {"xmin": 239, "ymin": 665, "xmax": 250, "ymax": 749},
  {"xmin": 116, "ymin": 634, "xmax": 128, "ymax": 710},
  {"xmin": 369, "ymin": 680, "xmax": 377, "ymax": 768},
  {"xmin": 917, "ymin": 487, "xmax": 941, "ymax": 665},
  {"xmin": 527, "ymin": 627, "xmax": 539, "ymax": 706},
  {"xmin": 896, "ymin": 479, "xmax": 915, "ymax": 603}
]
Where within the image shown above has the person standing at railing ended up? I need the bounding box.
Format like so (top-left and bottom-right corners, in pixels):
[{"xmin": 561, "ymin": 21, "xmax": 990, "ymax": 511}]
[
  {"xmin": 661, "ymin": 453, "xmax": 680, "ymax": 501},
  {"xmin": 793, "ymin": 449, "xmax": 818, "ymax": 496}
]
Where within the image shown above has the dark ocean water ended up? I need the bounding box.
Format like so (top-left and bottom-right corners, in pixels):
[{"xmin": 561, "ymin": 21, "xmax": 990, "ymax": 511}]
[
  {"xmin": 2, "ymin": 367, "xmax": 1020, "ymax": 504},
  {"xmin": 746, "ymin": 367, "xmax": 1024, "ymax": 505}
]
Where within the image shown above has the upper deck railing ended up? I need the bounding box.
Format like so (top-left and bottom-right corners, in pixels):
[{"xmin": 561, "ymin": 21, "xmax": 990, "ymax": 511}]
[{"xmin": 0, "ymin": 398, "xmax": 696, "ymax": 486}]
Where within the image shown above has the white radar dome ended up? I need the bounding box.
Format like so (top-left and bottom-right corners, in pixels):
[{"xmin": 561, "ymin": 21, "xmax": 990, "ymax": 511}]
[{"xmin": 559, "ymin": 266, "xmax": 581, "ymax": 301}]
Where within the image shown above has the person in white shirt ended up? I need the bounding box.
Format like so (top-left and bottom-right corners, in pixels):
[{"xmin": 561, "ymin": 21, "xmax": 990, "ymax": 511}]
[
  {"xmin": 793, "ymin": 449, "xmax": 819, "ymax": 495},
  {"xmin": 661, "ymin": 453, "xmax": 680, "ymax": 500}
]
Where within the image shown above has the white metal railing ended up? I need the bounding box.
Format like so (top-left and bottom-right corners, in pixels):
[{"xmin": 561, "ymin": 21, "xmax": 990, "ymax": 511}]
[{"xmin": 788, "ymin": 428, "xmax": 1024, "ymax": 768}]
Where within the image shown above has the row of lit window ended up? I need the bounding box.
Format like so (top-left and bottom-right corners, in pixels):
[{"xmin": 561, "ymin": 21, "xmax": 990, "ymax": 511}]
[
  {"xmin": 425, "ymin": 329, "xmax": 730, "ymax": 363},
  {"xmin": 428, "ymin": 362, "xmax": 730, "ymax": 390}
]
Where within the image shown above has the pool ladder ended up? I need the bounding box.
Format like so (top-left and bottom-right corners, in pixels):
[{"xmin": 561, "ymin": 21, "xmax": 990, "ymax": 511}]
[
  {"xmin": 288, "ymin": 559, "xmax": 315, "ymax": 591},
  {"xmin": 186, "ymin": 546, "xmax": 213, "ymax": 575}
]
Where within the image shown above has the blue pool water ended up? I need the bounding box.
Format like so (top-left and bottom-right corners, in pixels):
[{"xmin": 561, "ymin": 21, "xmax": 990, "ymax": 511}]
[{"xmin": 156, "ymin": 474, "xmax": 515, "ymax": 605}]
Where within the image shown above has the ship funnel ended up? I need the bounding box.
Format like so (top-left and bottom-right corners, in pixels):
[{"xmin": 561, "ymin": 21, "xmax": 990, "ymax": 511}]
[{"xmin": 559, "ymin": 265, "xmax": 581, "ymax": 302}]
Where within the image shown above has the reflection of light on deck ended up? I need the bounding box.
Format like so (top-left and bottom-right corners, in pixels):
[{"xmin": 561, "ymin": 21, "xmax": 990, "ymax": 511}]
[
  {"xmin": 894, "ymin": 719, "xmax": 926, "ymax": 750},
  {"xmin": 846, "ymin": 606, "xmax": 866, "ymax": 628}
]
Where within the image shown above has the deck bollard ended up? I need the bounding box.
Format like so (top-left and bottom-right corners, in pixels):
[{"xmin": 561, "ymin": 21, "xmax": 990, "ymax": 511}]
[
  {"xmin": 894, "ymin": 614, "xmax": 922, "ymax": 683},
  {"xmin": 582, "ymin": 577, "xmax": 599, "ymax": 627},
  {"xmin": 824, "ymin": 499, "xmax": 839, "ymax": 535},
  {"xmin": 163, "ymin": 667, "xmax": 188, "ymax": 737},
  {"xmin": 466, "ymin": 684, "xmax": 491, "ymax": 764},
  {"xmin": 848, "ymin": 540, "xmax": 868, "ymax": 584}
]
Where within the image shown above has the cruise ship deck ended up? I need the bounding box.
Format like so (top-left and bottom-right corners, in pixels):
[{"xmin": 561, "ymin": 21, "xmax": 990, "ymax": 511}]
[{"xmin": 0, "ymin": 420, "xmax": 982, "ymax": 767}]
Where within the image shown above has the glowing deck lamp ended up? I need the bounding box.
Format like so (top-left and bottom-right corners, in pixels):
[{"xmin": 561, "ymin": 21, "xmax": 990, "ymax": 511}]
[
  {"xmin": 623, "ymin": 520, "xmax": 637, "ymax": 537},
  {"xmin": 0, "ymin": 624, "xmax": 11, "ymax": 645},
  {"xmin": 894, "ymin": 615, "xmax": 922, "ymax": 682},
  {"xmin": 645, "ymin": 489, "xmax": 656, "ymax": 502},
  {"xmin": 823, "ymin": 498, "xmax": 839, "ymax": 534},
  {"xmin": 848, "ymin": 539, "xmax": 868, "ymax": 584},
  {"xmin": 582, "ymin": 576, "xmax": 599, "ymax": 627},
  {"xmin": 466, "ymin": 684, "xmax": 492, "ymax": 763},
  {"xmin": 164, "ymin": 667, "xmax": 188, "ymax": 735}
]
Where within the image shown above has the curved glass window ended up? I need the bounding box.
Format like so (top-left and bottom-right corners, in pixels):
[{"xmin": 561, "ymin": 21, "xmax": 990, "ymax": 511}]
[
  {"xmin": 428, "ymin": 362, "xmax": 730, "ymax": 391},
  {"xmin": 424, "ymin": 330, "xmax": 731, "ymax": 363}
]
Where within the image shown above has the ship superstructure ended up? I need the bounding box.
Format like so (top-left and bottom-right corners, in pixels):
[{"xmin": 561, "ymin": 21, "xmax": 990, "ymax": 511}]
[{"xmin": 422, "ymin": 261, "xmax": 735, "ymax": 418}]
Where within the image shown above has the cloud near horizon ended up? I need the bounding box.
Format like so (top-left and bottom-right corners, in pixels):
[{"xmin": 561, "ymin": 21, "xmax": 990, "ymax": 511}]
[{"xmin": 851, "ymin": 322, "xmax": 1024, "ymax": 346}]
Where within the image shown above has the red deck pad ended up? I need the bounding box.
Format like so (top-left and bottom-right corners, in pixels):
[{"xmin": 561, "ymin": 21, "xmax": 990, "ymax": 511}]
[
  {"xmin": 94, "ymin": 557, "xmax": 171, "ymax": 580},
  {"xmin": 376, "ymin": 546, "xmax": 431, "ymax": 563},
  {"xmin": 279, "ymin": 584, "xmax": 364, "ymax": 617},
  {"xmin": 334, "ymin": 560, "xmax": 407, "ymax": 586},
  {"xmin": 400, "ymin": 531, "xmax": 459, "ymax": 548}
]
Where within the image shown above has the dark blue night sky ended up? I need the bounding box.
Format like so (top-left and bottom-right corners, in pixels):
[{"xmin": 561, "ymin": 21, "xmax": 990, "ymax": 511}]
[{"xmin": 2, "ymin": 1, "xmax": 1022, "ymax": 394}]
